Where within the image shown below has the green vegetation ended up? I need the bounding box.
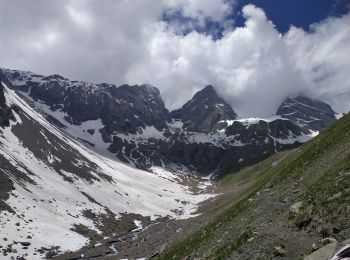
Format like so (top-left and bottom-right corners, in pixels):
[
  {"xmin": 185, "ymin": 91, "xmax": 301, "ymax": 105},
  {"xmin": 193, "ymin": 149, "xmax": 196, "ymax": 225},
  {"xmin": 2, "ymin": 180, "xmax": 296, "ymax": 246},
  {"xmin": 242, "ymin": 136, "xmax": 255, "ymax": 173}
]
[
  {"xmin": 220, "ymin": 150, "xmax": 292, "ymax": 188},
  {"xmin": 157, "ymin": 150, "xmax": 298, "ymax": 259},
  {"xmin": 157, "ymin": 113, "xmax": 350, "ymax": 259},
  {"xmin": 208, "ymin": 230, "xmax": 253, "ymax": 260}
]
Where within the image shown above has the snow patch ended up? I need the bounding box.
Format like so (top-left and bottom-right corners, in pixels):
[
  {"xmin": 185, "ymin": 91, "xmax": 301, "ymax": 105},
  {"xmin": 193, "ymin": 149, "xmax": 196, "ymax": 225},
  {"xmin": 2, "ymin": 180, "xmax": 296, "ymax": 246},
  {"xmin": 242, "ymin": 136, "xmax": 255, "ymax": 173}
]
[{"xmin": 116, "ymin": 125, "xmax": 166, "ymax": 141}]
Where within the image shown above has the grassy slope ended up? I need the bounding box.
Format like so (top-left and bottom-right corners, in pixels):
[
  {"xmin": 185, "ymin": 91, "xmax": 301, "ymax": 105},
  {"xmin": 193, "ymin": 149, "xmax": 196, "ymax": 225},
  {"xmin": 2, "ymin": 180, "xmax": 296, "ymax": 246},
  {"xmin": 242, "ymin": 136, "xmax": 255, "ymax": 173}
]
[{"xmin": 158, "ymin": 113, "xmax": 350, "ymax": 259}]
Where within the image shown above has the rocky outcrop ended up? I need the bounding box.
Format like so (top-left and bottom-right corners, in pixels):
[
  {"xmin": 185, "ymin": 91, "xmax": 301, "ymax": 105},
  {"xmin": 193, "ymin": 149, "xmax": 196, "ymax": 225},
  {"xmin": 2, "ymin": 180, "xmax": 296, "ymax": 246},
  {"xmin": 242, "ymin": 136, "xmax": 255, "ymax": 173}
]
[
  {"xmin": 0, "ymin": 72, "xmax": 14, "ymax": 128},
  {"xmin": 304, "ymin": 240, "xmax": 338, "ymax": 260}
]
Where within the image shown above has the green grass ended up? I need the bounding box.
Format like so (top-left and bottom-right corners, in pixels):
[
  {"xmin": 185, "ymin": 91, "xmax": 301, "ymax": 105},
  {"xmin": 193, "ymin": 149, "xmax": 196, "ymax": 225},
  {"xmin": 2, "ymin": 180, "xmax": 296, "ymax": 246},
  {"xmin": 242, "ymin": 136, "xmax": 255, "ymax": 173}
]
[
  {"xmin": 296, "ymin": 151, "xmax": 350, "ymax": 232},
  {"xmin": 207, "ymin": 230, "xmax": 253, "ymax": 260},
  {"xmin": 157, "ymin": 113, "xmax": 350, "ymax": 260},
  {"xmin": 157, "ymin": 150, "xmax": 300, "ymax": 259},
  {"xmin": 220, "ymin": 150, "xmax": 292, "ymax": 188},
  {"xmin": 271, "ymin": 113, "xmax": 350, "ymax": 185}
]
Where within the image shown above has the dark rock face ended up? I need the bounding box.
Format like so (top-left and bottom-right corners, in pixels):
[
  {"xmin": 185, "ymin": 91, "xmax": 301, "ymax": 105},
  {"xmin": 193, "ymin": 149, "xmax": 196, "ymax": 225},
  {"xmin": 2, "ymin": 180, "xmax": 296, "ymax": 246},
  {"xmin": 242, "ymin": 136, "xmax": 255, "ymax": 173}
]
[
  {"xmin": 0, "ymin": 73, "xmax": 14, "ymax": 128},
  {"xmin": 225, "ymin": 119, "xmax": 309, "ymax": 146},
  {"xmin": 1, "ymin": 68, "xmax": 338, "ymax": 178},
  {"xmin": 168, "ymin": 85, "xmax": 237, "ymax": 133},
  {"xmin": 108, "ymin": 117, "xmax": 311, "ymax": 176},
  {"xmin": 2, "ymin": 69, "xmax": 168, "ymax": 136},
  {"xmin": 212, "ymin": 119, "xmax": 307, "ymax": 175},
  {"xmin": 101, "ymin": 84, "xmax": 168, "ymax": 137},
  {"xmin": 277, "ymin": 95, "xmax": 336, "ymax": 131}
]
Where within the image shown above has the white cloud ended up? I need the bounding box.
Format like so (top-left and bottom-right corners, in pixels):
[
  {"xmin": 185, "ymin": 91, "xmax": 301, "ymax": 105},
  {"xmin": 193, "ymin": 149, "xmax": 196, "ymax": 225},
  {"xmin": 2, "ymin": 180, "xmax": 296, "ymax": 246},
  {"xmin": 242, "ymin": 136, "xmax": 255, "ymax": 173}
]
[
  {"xmin": 285, "ymin": 13, "xmax": 350, "ymax": 113},
  {"xmin": 126, "ymin": 4, "xmax": 305, "ymax": 116},
  {"xmin": 166, "ymin": 0, "xmax": 232, "ymax": 24},
  {"xmin": 127, "ymin": 4, "xmax": 350, "ymax": 116},
  {"xmin": 0, "ymin": 1, "xmax": 349, "ymax": 116}
]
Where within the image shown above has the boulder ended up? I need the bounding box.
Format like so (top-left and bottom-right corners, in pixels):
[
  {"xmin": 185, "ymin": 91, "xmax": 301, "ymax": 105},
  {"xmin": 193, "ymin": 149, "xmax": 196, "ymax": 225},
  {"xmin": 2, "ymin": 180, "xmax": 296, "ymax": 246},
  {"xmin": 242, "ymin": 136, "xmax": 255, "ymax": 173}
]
[
  {"xmin": 290, "ymin": 201, "xmax": 303, "ymax": 214},
  {"xmin": 304, "ymin": 241, "xmax": 337, "ymax": 260},
  {"xmin": 328, "ymin": 192, "xmax": 342, "ymax": 201},
  {"xmin": 274, "ymin": 246, "xmax": 287, "ymax": 256}
]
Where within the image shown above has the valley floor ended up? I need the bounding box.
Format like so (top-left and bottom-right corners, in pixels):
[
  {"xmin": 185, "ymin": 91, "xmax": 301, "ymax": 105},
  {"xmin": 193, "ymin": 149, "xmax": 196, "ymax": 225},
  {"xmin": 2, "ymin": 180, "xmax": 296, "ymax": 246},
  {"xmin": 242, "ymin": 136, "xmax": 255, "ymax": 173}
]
[
  {"xmin": 0, "ymin": 170, "xmax": 216, "ymax": 260},
  {"xmin": 54, "ymin": 172, "xmax": 250, "ymax": 260}
]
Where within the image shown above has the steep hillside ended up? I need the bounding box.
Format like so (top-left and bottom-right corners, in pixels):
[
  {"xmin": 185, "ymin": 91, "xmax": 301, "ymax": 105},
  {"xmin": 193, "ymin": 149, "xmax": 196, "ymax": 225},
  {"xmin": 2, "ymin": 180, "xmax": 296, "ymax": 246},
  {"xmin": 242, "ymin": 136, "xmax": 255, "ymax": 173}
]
[
  {"xmin": 159, "ymin": 112, "xmax": 350, "ymax": 259},
  {"xmin": 0, "ymin": 80, "xmax": 213, "ymax": 259}
]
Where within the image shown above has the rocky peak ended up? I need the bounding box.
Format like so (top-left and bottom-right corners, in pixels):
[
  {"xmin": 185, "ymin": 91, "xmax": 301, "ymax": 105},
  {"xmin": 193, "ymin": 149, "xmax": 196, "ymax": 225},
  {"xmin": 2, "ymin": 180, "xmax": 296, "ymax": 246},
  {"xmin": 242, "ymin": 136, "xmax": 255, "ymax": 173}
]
[
  {"xmin": 193, "ymin": 85, "xmax": 216, "ymax": 98},
  {"xmin": 168, "ymin": 85, "xmax": 237, "ymax": 133},
  {"xmin": 276, "ymin": 95, "xmax": 336, "ymax": 131},
  {"xmin": 102, "ymin": 83, "xmax": 168, "ymax": 135}
]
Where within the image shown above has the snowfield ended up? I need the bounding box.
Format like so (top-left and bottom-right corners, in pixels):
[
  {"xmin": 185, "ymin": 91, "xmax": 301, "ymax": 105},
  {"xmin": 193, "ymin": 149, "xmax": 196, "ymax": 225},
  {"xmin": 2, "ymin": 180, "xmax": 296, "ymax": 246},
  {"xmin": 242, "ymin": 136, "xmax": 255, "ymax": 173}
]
[{"xmin": 0, "ymin": 83, "xmax": 214, "ymax": 259}]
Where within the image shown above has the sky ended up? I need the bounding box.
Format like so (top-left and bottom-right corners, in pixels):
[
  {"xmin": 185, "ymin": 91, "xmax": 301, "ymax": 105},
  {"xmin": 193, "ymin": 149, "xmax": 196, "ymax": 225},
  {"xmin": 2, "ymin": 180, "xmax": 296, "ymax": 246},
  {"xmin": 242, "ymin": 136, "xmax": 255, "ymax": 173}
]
[{"xmin": 0, "ymin": 0, "xmax": 349, "ymax": 117}]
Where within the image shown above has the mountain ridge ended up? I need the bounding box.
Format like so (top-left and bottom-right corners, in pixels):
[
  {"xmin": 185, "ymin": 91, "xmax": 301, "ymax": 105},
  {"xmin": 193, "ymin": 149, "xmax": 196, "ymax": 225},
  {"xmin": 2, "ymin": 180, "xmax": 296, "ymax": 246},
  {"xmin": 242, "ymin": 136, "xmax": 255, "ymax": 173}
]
[{"xmin": 1, "ymin": 68, "xmax": 337, "ymax": 177}]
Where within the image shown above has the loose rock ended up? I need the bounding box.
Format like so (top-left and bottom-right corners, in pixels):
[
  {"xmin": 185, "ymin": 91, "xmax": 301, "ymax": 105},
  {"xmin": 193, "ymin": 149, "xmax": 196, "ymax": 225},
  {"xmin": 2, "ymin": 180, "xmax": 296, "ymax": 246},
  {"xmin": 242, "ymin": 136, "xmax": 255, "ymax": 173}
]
[
  {"xmin": 290, "ymin": 201, "xmax": 303, "ymax": 214},
  {"xmin": 274, "ymin": 246, "xmax": 286, "ymax": 256}
]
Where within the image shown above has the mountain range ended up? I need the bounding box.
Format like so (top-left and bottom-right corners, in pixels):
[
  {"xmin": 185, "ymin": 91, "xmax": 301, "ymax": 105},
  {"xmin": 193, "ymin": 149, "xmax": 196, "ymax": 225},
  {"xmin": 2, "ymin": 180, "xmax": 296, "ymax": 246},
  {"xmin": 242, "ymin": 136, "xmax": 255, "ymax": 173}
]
[
  {"xmin": 1, "ymin": 68, "xmax": 336, "ymax": 177},
  {"xmin": 0, "ymin": 67, "xmax": 339, "ymax": 259}
]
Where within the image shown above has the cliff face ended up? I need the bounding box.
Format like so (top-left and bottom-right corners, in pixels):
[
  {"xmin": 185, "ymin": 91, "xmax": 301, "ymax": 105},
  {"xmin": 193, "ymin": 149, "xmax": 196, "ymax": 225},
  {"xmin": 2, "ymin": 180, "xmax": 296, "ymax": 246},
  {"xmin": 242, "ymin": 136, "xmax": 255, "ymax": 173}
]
[{"xmin": 0, "ymin": 73, "xmax": 14, "ymax": 128}]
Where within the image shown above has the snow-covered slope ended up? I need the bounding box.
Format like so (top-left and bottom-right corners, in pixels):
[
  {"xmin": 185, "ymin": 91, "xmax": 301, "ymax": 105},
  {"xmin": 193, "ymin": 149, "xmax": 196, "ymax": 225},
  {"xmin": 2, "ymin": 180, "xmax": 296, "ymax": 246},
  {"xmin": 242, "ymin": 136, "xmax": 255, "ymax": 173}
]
[{"xmin": 0, "ymin": 82, "xmax": 213, "ymax": 259}]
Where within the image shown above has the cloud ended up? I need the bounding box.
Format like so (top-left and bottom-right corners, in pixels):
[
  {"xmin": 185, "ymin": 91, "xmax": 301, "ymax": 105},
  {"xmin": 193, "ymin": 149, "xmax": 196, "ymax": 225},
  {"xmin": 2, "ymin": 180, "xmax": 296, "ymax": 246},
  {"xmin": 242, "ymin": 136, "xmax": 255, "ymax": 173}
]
[
  {"xmin": 127, "ymin": 4, "xmax": 350, "ymax": 116},
  {"xmin": 285, "ymin": 13, "xmax": 350, "ymax": 113},
  {"xmin": 166, "ymin": 0, "xmax": 233, "ymax": 25},
  {"xmin": 126, "ymin": 4, "xmax": 305, "ymax": 116},
  {"xmin": 0, "ymin": 1, "xmax": 349, "ymax": 116},
  {"xmin": 0, "ymin": 0, "xmax": 231, "ymax": 83}
]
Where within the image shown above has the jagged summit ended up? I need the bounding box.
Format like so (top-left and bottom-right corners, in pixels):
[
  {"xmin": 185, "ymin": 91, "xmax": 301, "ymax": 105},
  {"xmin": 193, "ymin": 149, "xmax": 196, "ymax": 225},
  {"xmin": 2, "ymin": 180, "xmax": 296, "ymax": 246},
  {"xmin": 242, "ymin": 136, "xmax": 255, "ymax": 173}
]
[
  {"xmin": 276, "ymin": 95, "xmax": 336, "ymax": 131},
  {"xmin": 168, "ymin": 85, "xmax": 237, "ymax": 133},
  {"xmin": 192, "ymin": 84, "xmax": 216, "ymax": 97}
]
